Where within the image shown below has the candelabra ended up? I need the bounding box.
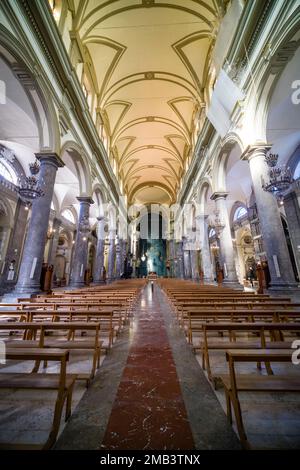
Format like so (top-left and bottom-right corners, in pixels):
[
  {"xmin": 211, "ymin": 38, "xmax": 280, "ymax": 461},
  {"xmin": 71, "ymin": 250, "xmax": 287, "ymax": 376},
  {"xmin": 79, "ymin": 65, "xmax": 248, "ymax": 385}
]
[
  {"xmin": 18, "ymin": 160, "xmax": 44, "ymax": 205},
  {"xmin": 262, "ymin": 153, "xmax": 294, "ymax": 201}
]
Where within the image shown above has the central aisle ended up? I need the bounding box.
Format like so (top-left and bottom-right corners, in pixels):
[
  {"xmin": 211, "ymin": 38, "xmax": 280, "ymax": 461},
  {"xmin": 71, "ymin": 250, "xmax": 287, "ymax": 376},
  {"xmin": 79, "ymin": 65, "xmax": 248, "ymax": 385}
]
[{"xmin": 101, "ymin": 283, "xmax": 195, "ymax": 450}]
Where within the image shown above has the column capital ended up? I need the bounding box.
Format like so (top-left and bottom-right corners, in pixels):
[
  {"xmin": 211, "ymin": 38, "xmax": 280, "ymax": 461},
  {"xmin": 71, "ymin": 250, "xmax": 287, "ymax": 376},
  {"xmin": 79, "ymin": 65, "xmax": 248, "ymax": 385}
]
[
  {"xmin": 77, "ymin": 196, "xmax": 94, "ymax": 205},
  {"xmin": 35, "ymin": 152, "xmax": 64, "ymax": 168},
  {"xmin": 210, "ymin": 191, "xmax": 228, "ymax": 201},
  {"xmin": 240, "ymin": 143, "xmax": 272, "ymax": 162}
]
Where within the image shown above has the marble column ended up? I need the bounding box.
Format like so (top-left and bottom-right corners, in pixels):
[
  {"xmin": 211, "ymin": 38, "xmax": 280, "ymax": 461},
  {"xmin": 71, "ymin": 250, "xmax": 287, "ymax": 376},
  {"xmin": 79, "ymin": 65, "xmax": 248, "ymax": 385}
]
[
  {"xmin": 169, "ymin": 239, "xmax": 175, "ymax": 278},
  {"xmin": 211, "ymin": 192, "xmax": 240, "ymax": 286},
  {"xmin": 48, "ymin": 217, "xmax": 61, "ymax": 266},
  {"xmin": 176, "ymin": 241, "xmax": 184, "ymax": 278},
  {"xmin": 241, "ymin": 144, "xmax": 297, "ymax": 289},
  {"xmin": 115, "ymin": 240, "xmax": 122, "ymax": 279},
  {"xmin": 0, "ymin": 199, "xmax": 28, "ymax": 294},
  {"xmin": 284, "ymin": 190, "xmax": 300, "ymax": 280},
  {"xmin": 183, "ymin": 237, "xmax": 192, "ymax": 279},
  {"xmin": 69, "ymin": 196, "xmax": 94, "ymax": 288},
  {"xmin": 189, "ymin": 247, "xmax": 198, "ymax": 281},
  {"xmin": 13, "ymin": 153, "xmax": 64, "ymax": 295},
  {"xmin": 121, "ymin": 239, "xmax": 127, "ymax": 275},
  {"xmin": 199, "ymin": 214, "xmax": 214, "ymax": 283},
  {"xmin": 107, "ymin": 229, "xmax": 116, "ymax": 282},
  {"xmin": 92, "ymin": 216, "xmax": 106, "ymax": 284}
]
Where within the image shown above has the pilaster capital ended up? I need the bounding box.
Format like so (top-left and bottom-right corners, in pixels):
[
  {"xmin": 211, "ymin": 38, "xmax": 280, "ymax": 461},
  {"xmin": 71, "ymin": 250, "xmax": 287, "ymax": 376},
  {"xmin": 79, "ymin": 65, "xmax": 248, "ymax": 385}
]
[
  {"xmin": 240, "ymin": 143, "xmax": 272, "ymax": 162},
  {"xmin": 35, "ymin": 152, "xmax": 64, "ymax": 168},
  {"xmin": 210, "ymin": 191, "xmax": 228, "ymax": 201},
  {"xmin": 77, "ymin": 196, "xmax": 94, "ymax": 205}
]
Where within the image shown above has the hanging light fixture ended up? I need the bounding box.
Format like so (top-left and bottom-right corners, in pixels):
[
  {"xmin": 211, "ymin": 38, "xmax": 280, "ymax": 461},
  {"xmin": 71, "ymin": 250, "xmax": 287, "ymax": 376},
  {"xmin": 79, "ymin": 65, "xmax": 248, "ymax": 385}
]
[
  {"xmin": 18, "ymin": 160, "xmax": 44, "ymax": 205},
  {"xmin": 262, "ymin": 153, "xmax": 294, "ymax": 201}
]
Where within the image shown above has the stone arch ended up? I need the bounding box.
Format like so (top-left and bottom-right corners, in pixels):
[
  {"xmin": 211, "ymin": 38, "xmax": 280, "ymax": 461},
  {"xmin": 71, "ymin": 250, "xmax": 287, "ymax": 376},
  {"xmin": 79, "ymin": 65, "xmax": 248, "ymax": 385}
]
[
  {"xmin": 249, "ymin": 7, "xmax": 300, "ymax": 143},
  {"xmin": 211, "ymin": 135, "xmax": 244, "ymax": 191},
  {"xmin": 198, "ymin": 177, "xmax": 213, "ymax": 214},
  {"xmin": 0, "ymin": 25, "xmax": 60, "ymax": 154},
  {"xmin": 107, "ymin": 203, "xmax": 117, "ymax": 231},
  {"xmin": 91, "ymin": 184, "xmax": 107, "ymax": 219},
  {"xmin": 60, "ymin": 141, "xmax": 92, "ymax": 196}
]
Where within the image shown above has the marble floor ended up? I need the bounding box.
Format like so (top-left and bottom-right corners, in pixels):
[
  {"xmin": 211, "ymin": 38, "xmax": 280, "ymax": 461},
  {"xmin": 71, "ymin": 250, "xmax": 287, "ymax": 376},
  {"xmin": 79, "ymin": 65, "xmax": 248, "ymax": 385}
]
[
  {"xmin": 100, "ymin": 284, "xmax": 195, "ymax": 450},
  {"xmin": 0, "ymin": 351, "xmax": 106, "ymax": 447},
  {"xmin": 1, "ymin": 282, "xmax": 299, "ymax": 450},
  {"xmin": 56, "ymin": 284, "xmax": 239, "ymax": 450}
]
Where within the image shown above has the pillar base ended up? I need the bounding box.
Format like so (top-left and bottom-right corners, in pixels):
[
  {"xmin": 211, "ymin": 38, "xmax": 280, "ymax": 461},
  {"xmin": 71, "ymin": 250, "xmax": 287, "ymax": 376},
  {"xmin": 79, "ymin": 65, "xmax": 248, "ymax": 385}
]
[
  {"xmin": 268, "ymin": 281, "xmax": 300, "ymax": 292},
  {"xmin": 2, "ymin": 287, "xmax": 41, "ymax": 303},
  {"xmin": 68, "ymin": 282, "xmax": 86, "ymax": 289},
  {"xmin": 6, "ymin": 282, "xmax": 43, "ymax": 295}
]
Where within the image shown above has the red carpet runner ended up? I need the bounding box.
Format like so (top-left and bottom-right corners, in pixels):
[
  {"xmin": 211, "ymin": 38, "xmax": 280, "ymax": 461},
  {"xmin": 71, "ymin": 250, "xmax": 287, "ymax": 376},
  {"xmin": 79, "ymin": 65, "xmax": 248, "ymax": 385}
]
[{"xmin": 101, "ymin": 284, "xmax": 195, "ymax": 450}]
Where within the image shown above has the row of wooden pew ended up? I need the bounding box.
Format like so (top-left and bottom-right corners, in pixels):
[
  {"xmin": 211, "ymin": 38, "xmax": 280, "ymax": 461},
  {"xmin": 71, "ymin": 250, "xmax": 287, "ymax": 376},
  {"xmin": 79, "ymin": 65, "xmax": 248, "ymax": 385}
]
[
  {"xmin": 159, "ymin": 278, "xmax": 300, "ymax": 449},
  {"xmin": 0, "ymin": 279, "xmax": 146, "ymax": 449}
]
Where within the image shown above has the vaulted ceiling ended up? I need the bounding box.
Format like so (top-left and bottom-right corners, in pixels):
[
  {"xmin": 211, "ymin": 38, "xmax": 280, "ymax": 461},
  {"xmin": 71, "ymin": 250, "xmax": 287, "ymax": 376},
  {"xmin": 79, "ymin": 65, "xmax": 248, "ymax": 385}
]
[{"xmin": 74, "ymin": 0, "xmax": 224, "ymax": 205}]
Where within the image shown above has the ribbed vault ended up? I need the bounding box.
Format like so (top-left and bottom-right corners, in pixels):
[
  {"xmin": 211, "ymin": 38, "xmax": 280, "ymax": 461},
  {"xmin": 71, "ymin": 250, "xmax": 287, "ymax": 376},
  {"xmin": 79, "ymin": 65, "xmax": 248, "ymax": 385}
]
[{"xmin": 74, "ymin": 0, "xmax": 223, "ymax": 204}]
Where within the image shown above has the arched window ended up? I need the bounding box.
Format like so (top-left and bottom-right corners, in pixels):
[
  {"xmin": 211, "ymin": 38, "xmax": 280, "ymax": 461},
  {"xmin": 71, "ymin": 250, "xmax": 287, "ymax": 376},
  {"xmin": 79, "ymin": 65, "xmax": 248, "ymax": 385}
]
[
  {"xmin": 61, "ymin": 209, "xmax": 75, "ymax": 224},
  {"xmin": 233, "ymin": 206, "xmax": 248, "ymax": 221},
  {"xmin": 209, "ymin": 228, "xmax": 216, "ymax": 238},
  {"xmin": 0, "ymin": 160, "xmax": 18, "ymax": 184}
]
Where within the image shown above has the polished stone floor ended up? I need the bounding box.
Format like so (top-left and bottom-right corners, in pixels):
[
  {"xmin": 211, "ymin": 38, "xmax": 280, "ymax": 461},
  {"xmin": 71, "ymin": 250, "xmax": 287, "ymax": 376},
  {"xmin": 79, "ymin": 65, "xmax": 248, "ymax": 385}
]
[
  {"xmin": 56, "ymin": 283, "xmax": 239, "ymax": 450},
  {"xmin": 100, "ymin": 284, "xmax": 195, "ymax": 450},
  {"xmin": 1, "ymin": 282, "xmax": 300, "ymax": 449}
]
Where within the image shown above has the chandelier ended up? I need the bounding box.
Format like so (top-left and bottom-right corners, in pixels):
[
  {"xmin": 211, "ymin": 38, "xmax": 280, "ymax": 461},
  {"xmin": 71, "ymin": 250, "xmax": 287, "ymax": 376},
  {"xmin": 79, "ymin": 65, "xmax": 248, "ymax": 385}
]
[
  {"xmin": 262, "ymin": 153, "xmax": 294, "ymax": 201},
  {"xmin": 211, "ymin": 209, "xmax": 225, "ymax": 237},
  {"xmin": 18, "ymin": 160, "xmax": 44, "ymax": 205}
]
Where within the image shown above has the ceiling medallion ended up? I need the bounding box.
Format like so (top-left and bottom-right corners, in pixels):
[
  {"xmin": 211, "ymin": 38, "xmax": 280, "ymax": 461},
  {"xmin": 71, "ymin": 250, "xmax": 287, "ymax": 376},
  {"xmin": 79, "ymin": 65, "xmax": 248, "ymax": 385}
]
[{"xmin": 144, "ymin": 71, "xmax": 155, "ymax": 80}]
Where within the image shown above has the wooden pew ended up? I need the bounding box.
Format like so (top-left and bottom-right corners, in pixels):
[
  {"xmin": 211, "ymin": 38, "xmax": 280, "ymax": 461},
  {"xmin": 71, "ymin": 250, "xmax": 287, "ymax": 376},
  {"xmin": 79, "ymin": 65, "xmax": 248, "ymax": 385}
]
[
  {"xmin": 220, "ymin": 349, "xmax": 300, "ymax": 448},
  {"xmin": 0, "ymin": 322, "xmax": 102, "ymax": 385},
  {"xmin": 0, "ymin": 309, "xmax": 118, "ymax": 350},
  {"xmin": 198, "ymin": 322, "xmax": 300, "ymax": 382},
  {"xmin": 185, "ymin": 309, "xmax": 300, "ymax": 345},
  {"xmin": 0, "ymin": 348, "xmax": 76, "ymax": 449}
]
